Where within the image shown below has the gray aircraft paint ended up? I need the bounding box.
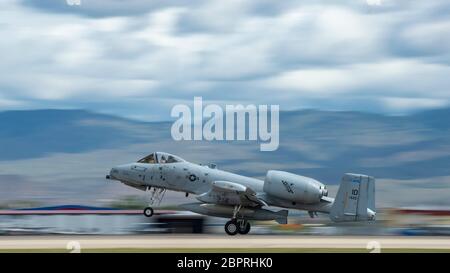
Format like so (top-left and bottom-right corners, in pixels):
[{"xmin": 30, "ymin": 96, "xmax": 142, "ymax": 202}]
[{"xmin": 108, "ymin": 152, "xmax": 376, "ymax": 223}]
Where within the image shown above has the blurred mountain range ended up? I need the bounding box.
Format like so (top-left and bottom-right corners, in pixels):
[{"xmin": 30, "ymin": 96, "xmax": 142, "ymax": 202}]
[{"xmin": 0, "ymin": 108, "xmax": 449, "ymax": 207}]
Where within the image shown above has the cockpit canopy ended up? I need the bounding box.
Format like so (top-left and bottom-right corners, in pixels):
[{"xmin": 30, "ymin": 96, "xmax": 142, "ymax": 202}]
[{"xmin": 137, "ymin": 152, "xmax": 185, "ymax": 164}]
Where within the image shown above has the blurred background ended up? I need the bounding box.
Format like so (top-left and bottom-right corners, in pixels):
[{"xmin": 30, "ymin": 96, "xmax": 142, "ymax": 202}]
[
  {"xmin": 0, "ymin": 0, "xmax": 450, "ymax": 236},
  {"xmin": 1, "ymin": 205, "xmax": 450, "ymax": 236}
]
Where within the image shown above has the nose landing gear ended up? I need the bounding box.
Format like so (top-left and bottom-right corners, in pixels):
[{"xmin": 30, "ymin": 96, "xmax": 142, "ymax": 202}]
[
  {"xmin": 224, "ymin": 205, "xmax": 251, "ymax": 235},
  {"xmin": 143, "ymin": 187, "xmax": 166, "ymax": 217}
]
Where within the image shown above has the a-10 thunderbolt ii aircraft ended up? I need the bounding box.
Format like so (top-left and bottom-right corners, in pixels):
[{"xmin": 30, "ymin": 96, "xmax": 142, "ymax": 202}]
[{"xmin": 106, "ymin": 152, "xmax": 376, "ymax": 235}]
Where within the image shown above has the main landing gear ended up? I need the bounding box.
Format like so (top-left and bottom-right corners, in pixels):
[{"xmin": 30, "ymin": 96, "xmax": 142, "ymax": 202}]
[
  {"xmin": 224, "ymin": 205, "xmax": 251, "ymax": 236},
  {"xmin": 225, "ymin": 219, "xmax": 251, "ymax": 235},
  {"xmin": 143, "ymin": 187, "xmax": 166, "ymax": 218}
]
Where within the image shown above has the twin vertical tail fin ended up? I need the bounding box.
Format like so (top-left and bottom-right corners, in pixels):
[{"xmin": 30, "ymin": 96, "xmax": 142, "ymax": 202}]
[{"xmin": 330, "ymin": 173, "xmax": 376, "ymax": 222}]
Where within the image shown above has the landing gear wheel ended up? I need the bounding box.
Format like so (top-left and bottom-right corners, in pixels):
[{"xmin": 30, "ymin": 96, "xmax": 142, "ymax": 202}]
[
  {"xmin": 225, "ymin": 220, "xmax": 238, "ymax": 236},
  {"xmin": 143, "ymin": 207, "xmax": 154, "ymax": 217},
  {"xmin": 237, "ymin": 221, "xmax": 251, "ymax": 235}
]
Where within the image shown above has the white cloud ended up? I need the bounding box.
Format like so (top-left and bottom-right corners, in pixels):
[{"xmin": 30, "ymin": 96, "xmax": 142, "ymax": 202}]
[
  {"xmin": 17, "ymin": 75, "xmax": 159, "ymax": 101},
  {"xmin": 0, "ymin": 0, "xmax": 449, "ymax": 118},
  {"xmin": 263, "ymin": 68, "xmax": 355, "ymax": 94},
  {"xmin": 0, "ymin": 97, "xmax": 25, "ymax": 108},
  {"xmin": 262, "ymin": 59, "xmax": 450, "ymax": 105},
  {"xmin": 400, "ymin": 20, "xmax": 450, "ymax": 57},
  {"xmin": 380, "ymin": 97, "xmax": 448, "ymax": 112}
]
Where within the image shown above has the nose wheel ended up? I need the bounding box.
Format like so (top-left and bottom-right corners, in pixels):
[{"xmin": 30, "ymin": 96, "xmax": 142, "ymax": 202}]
[{"xmin": 143, "ymin": 207, "xmax": 154, "ymax": 217}]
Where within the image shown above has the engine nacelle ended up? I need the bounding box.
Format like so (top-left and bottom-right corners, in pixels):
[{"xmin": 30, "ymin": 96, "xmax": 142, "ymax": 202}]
[{"xmin": 263, "ymin": 170, "xmax": 328, "ymax": 204}]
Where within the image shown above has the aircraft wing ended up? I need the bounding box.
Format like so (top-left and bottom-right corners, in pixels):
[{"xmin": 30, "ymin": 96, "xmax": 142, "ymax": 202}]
[{"xmin": 197, "ymin": 181, "xmax": 268, "ymax": 207}]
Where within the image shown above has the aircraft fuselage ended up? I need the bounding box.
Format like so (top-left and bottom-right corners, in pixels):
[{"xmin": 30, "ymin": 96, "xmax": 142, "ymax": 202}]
[
  {"xmin": 109, "ymin": 160, "xmax": 333, "ymax": 213},
  {"xmin": 110, "ymin": 161, "xmax": 263, "ymax": 195}
]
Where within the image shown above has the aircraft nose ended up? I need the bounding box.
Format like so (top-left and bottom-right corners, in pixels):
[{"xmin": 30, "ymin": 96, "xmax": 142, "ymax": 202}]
[{"xmin": 106, "ymin": 167, "xmax": 120, "ymax": 180}]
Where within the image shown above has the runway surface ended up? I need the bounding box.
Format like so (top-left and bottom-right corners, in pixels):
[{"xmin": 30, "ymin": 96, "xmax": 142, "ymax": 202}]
[{"xmin": 0, "ymin": 235, "xmax": 450, "ymax": 251}]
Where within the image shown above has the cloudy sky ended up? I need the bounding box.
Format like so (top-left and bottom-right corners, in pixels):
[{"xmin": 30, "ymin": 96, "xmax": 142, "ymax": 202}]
[{"xmin": 1, "ymin": 0, "xmax": 449, "ymax": 121}]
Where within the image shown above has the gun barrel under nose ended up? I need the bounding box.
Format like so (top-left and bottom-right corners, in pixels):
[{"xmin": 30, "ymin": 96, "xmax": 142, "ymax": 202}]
[{"xmin": 107, "ymin": 167, "xmax": 120, "ymax": 181}]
